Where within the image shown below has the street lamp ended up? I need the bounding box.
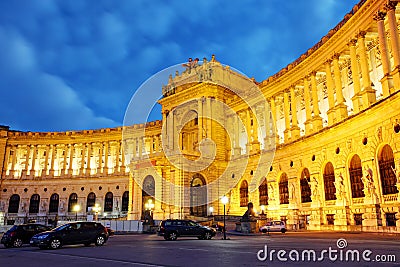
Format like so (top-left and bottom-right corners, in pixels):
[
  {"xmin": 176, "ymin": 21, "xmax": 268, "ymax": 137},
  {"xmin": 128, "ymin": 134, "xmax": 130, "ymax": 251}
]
[
  {"xmin": 221, "ymin": 195, "xmax": 228, "ymax": 240},
  {"xmin": 92, "ymin": 203, "xmax": 101, "ymax": 221},
  {"xmin": 209, "ymin": 206, "xmax": 214, "ymax": 216},
  {"xmin": 145, "ymin": 199, "xmax": 155, "ymax": 217},
  {"xmin": 73, "ymin": 204, "xmax": 80, "ymax": 221}
]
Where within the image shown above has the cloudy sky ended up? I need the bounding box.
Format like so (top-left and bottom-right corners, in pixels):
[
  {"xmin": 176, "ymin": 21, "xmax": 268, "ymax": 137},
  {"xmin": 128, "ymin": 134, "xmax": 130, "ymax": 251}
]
[{"xmin": 0, "ymin": 0, "xmax": 359, "ymax": 132}]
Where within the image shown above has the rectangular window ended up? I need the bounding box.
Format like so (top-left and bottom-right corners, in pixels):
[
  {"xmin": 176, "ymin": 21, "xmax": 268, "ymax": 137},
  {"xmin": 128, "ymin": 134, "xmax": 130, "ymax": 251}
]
[
  {"xmin": 386, "ymin": 213, "xmax": 396, "ymax": 227},
  {"xmin": 354, "ymin": 214, "xmax": 363, "ymax": 225},
  {"xmin": 327, "ymin": 214, "xmax": 335, "ymax": 225}
]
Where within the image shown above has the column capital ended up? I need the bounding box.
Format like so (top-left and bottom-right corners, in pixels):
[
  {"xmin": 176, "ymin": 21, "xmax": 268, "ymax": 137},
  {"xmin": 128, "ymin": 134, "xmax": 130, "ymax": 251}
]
[
  {"xmin": 348, "ymin": 38, "xmax": 358, "ymax": 46},
  {"xmin": 384, "ymin": 1, "xmax": 397, "ymax": 11},
  {"xmin": 356, "ymin": 30, "xmax": 367, "ymax": 39},
  {"xmin": 373, "ymin": 10, "xmax": 386, "ymax": 21},
  {"xmin": 332, "ymin": 52, "xmax": 341, "ymax": 60},
  {"xmin": 325, "ymin": 58, "xmax": 332, "ymax": 65}
]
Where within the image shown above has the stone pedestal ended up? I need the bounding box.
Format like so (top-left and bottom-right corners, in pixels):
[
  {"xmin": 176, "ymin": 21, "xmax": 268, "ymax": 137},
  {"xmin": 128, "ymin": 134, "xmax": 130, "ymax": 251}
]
[
  {"xmin": 335, "ymin": 103, "xmax": 348, "ymax": 120},
  {"xmin": 334, "ymin": 206, "xmax": 351, "ymax": 231},
  {"xmin": 360, "ymin": 87, "xmax": 376, "ymax": 109},
  {"xmin": 286, "ymin": 209, "xmax": 299, "ymax": 230},
  {"xmin": 362, "ymin": 204, "xmax": 381, "ymax": 231},
  {"xmin": 240, "ymin": 221, "xmax": 257, "ymax": 233},
  {"xmin": 308, "ymin": 208, "xmax": 322, "ymax": 230}
]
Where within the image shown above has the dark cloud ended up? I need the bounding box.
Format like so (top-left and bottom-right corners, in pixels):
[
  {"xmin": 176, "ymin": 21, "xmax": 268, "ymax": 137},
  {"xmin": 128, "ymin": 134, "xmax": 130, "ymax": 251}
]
[{"xmin": 0, "ymin": 0, "xmax": 359, "ymax": 131}]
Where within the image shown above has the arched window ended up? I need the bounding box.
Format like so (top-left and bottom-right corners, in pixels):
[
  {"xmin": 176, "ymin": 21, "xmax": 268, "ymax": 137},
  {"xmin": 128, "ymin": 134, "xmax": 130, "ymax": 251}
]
[
  {"xmin": 300, "ymin": 168, "xmax": 311, "ymax": 203},
  {"xmin": 259, "ymin": 178, "xmax": 268, "ymax": 206},
  {"xmin": 86, "ymin": 192, "xmax": 96, "ymax": 211},
  {"xmin": 240, "ymin": 180, "xmax": 249, "ymax": 207},
  {"xmin": 279, "ymin": 173, "xmax": 289, "ymax": 204},
  {"xmin": 68, "ymin": 193, "xmax": 78, "ymax": 212},
  {"xmin": 349, "ymin": 155, "xmax": 364, "ymax": 198},
  {"xmin": 121, "ymin": 191, "xmax": 129, "ymax": 212},
  {"xmin": 29, "ymin": 194, "xmax": 40, "ymax": 213},
  {"xmin": 142, "ymin": 175, "xmax": 155, "ymax": 218},
  {"xmin": 323, "ymin": 162, "xmax": 336, "ymax": 201},
  {"xmin": 190, "ymin": 174, "xmax": 207, "ymax": 217},
  {"xmin": 104, "ymin": 192, "xmax": 113, "ymax": 212},
  {"xmin": 378, "ymin": 145, "xmax": 398, "ymax": 195},
  {"xmin": 49, "ymin": 193, "xmax": 59, "ymax": 213},
  {"xmin": 8, "ymin": 194, "xmax": 20, "ymax": 213}
]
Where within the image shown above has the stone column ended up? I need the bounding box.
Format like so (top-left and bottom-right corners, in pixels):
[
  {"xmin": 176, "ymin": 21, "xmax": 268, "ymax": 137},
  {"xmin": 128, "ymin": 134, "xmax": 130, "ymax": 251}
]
[
  {"xmin": 283, "ymin": 90, "xmax": 291, "ymax": 142},
  {"xmin": 303, "ymin": 77, "xmax": 313, "ymax": 134},
  {"xmin": 120, "ymin": 141, "xmax": 126, "ymax": 173},
  {"xmin": 385, "ymin": 2, "xmax": 400, "ymax": 90},
  {"xmin": 30, "ymin": 145, "xmax": 37, "ymax": 177},
  {"xmin": 42, "ymin": 145, "xmax": 50, "ymax": 177},
  {"xmin": 349, "ymin": 39, "xmax": 361, "ymax": 113},
  {"xmin": 325, "ymin": 60, "xmax": 336, "ymax": 125},
  {"xmin": 374, "ymin": 10, "xmax": 393, "ymax": 97},
  {"xmin": 3, "ymin": 145, "xmax": 10, "ymax": 177},
  {"xmin": 86, "ymin": 143, "xmax": 92, "ymax": 175},
  {"xmin": 206, "ymin": 98, "xmax": 212, "ymax": 139},
  {"xmin": 115, "ymin": 141, "xmax": 120, "ymax": 173},
  {"xmin": 245, "ymin": 109, "xmax": 252, "ymax": 153},
  {"xmin": 269, "ymin": 97, "xmax": 280, "ymax": 144},
  {"xmin": 61, "ymin": 145, "xmax": 68, "ymax": 176},
  {"xmin": 264, "ymin": 102, "xmax": 272, "ymax": 148},
  {"xmin": 138, "ymin": 137, "xmax": 143, "ymax": 159},
  {"xmin": 97, "ymin": 143, "xmax": 103, "ymax": 174},
  {"xmin": 49, "ymin": 144, "xmax": 55, "ymax": 176},
  {"xmin": 357, "ymin": 31, "xmax": 376, "ymax": 108},
  {"xmin": 290, "ymin": 86, "xmax": 300, "ymax": 139},
  {"xmin": 198, "ymin": 98, "xmax": 203, "ymax": 142},
  {"xmin": 10, "ymin": 145, "xmax": 17, "ymax": 177},
  {"xmin": 80, "ymin": 144, "xmax": 86, "ymax": 176},
  {"xmin": 103, "ymin": 142, "xmax": 109, "ymax": 174},
  {"xmin": 68, "ymin": 144, "xmax": 74, "ymax": 176},
  {"xmin": 310, "ymin": 72, "xmax": 322, "ymax": 131},
  {"xmin": 332, "ymin": 53, "xmax": 348, "ymax": 120}
]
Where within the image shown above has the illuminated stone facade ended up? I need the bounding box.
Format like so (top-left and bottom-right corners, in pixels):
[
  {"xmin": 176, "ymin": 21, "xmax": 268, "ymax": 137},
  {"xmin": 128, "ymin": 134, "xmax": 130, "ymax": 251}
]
[{"xmin": 1, "ymin": 0, "xmax": 400, "ymax": 232}]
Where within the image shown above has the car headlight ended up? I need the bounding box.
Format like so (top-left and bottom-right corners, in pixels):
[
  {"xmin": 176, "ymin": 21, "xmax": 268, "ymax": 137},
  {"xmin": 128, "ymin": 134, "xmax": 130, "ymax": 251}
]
[{"xmin": 37, "ymin": 234, "xmax": 49, "ymax": 239}]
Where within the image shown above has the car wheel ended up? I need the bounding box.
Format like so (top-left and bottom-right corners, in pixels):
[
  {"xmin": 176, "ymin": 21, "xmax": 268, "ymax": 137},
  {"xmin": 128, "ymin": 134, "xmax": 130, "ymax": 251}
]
[
  {"xmin": 168, "ymin": 232, "xmax": 178, "ymax": 241},
  {"xmin": 12, "ymin": 238, "xmax": 23, "ymax": 248},
  {"xmin": 49, "ymin": 238, "xmax": 62, "ymax": 249},
  {"xmin": 261, "ymin": 229, "xmax": 267, "ymax": 233},
  {"xmin": 95, "ymin": 235, "xmax": 106, "ymax": 246},
  {"xmin": 203, "ymin": 232, "xmax": 212, "ymax": 240},
  {"xmin": 281, "ymin": 229, "xmax": 286, "ymax": 233}
]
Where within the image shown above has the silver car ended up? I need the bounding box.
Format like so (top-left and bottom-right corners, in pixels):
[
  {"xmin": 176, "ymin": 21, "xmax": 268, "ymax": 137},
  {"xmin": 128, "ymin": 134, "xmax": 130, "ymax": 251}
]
[{"xmin": 259, "ymin": 221, "xmax": 286, "ymax": 233}]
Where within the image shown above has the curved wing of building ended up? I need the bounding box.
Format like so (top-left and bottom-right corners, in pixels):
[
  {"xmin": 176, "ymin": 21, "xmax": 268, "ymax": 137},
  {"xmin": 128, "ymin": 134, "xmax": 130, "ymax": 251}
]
[{"xmin": 1, "ymin": 0, "xmax": 400, "ymax": 232}]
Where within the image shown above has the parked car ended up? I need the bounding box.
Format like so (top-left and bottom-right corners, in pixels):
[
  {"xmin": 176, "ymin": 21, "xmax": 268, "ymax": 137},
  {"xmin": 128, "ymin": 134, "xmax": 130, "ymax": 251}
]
[
  {"xmin": 1, "ymin": 223, "xmax": 52, "ymax": 248},
  {"xmin": 30, "ymin": 221, "xmax": 109, "ymax": 249},
  {"xmin": 158, "ymin": 219, "xmax": 216, "ymax": 241},
  {"xmin": 259, "ymin": 220, "xmax": 287, "ymax": 233}
]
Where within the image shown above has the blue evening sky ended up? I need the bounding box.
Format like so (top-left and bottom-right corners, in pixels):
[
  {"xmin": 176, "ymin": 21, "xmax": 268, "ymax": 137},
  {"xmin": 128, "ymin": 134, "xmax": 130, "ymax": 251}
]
[{"xmin": 0, "ymin": 0, "xmax": 359, "ymax": 132}]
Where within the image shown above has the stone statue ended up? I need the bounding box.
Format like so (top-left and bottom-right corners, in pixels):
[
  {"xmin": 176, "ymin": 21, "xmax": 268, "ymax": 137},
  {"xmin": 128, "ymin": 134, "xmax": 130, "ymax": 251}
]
[
  {"xmin": 362, "ymin": 167, "xmax": 376, "ymax": 198},
  {"xmin": 334, "ymin": 173, "xmax": 346, "ymax": 200},
  {"xmin": 290, "ymin": 182, "xmax": 296, "ymax": 201},
  {"xmin": 182, "ymin": 57, "xmax": 199, "ymax": 73},
  {"xmin": 268, "ymin": 183, "xmax": 275, "ymax": 201},
  {"xmin": 241, "ymin": 202, "xmax": 256, "ymax": 222},
  {"xmin": 309, "ymin": 177, "xmax": 319, "ymax": 198}
]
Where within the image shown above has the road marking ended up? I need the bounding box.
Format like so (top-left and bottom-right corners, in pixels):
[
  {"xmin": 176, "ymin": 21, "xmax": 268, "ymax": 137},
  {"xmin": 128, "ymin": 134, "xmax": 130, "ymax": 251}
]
[{"xmin": 24, "ymin": 251, "xmax": 168, "ymax": 267}]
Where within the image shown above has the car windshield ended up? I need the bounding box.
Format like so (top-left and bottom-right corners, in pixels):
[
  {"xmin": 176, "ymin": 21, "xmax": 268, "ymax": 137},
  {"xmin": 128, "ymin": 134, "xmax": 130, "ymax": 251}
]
[
  {"xmin": 52, "ymin": 224, "xmax": 70, "ymax": 232},
  {"xmin": 8, "ymin": 225, "xmax": 18, "ymax": 231}
]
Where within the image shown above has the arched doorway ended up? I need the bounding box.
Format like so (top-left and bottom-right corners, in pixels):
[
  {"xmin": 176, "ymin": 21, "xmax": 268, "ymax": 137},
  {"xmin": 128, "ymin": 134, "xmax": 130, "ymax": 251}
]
[
  {"xmin": 142, "ymin": 175, "xmax": 155, "ymax": 219},
  {"xmin": 190, "ymin": 174, "xmax": 207, "ymax": 217},
  {"xmin": 86, "ymin": 192, "xmax": 96, "ymax": 212},
  {"xmin": 323, "ymin": 162, "xmax": 336, "ymax": 201},
  {"xmin": 8, "ymin": 194, "xmax": 20, "ymax": 213},
  {"xmin": 279, "ymin": 173, "xmax": 289, "ymax": 204},
  {"xmin": 349, "ymin": 154, "xmax": 364, "ymax": 198},
  {"xmin": 259, "ymin": 178, "xmax": 268, "ymax": 206},
  {"xmin": 49, "ymin": 193, "xmax": 59, "ymax": 213},
  {"xmin": 300, "ymin": 168, "xmax": 311, "ymax": 203},
  {"xmin": 240, "ymin": 180, "xmax": 249, "ymax": 207},
  {"xmin": 378, "ymin": 144, "xmax": 398, "ymax": 195}
]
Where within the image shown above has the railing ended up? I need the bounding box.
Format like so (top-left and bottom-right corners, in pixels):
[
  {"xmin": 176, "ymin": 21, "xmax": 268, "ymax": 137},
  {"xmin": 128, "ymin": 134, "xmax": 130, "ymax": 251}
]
[{"xmin": 383, "ymin": 194, "xmax": 398, "ymax": 203}]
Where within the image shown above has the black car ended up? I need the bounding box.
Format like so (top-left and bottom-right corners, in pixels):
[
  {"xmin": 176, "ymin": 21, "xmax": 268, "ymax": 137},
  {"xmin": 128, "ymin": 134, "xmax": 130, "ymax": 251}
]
[
  {"xmin": 1, "ymin": 223, "xmax": 52, "ymax": 248},
  {"xmin": 30, "ymin": 221, "xmax": 109, "ymax": 249},
  {"xmin": 158, "ymin": 219, "xmax": 216, "ymax": 241}
]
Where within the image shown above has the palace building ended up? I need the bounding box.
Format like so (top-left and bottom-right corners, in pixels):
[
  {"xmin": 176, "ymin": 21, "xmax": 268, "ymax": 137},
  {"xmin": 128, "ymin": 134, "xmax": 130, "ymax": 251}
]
[{"xmin": 1, "ymin": 0, "xmax": 400, "ymax": 232}]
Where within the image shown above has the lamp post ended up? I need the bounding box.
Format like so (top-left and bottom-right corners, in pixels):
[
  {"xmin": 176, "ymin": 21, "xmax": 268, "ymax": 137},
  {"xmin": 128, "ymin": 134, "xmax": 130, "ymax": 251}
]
[
  {"xmin": 221, "ymin": 196, "xmax": 228, "ymax": 240},
  {"xmin": 73, "ymin": 204, "xmax": 80, "ymax": 221},
  {"xmin": 92, "ymin": 203, "xmax": 101, "ymax": 221}
]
